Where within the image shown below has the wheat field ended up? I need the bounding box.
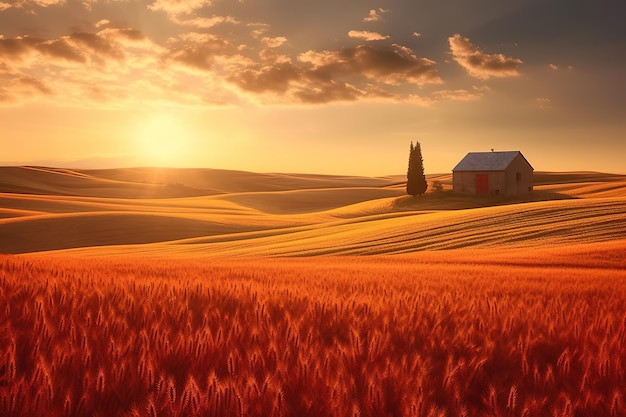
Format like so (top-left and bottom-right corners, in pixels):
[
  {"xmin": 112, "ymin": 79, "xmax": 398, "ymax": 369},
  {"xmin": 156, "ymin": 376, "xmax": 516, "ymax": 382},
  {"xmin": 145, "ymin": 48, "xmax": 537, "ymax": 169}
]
[{"xmin": 2, "ymin": 247, "xmax": 626, "ymax": 417}]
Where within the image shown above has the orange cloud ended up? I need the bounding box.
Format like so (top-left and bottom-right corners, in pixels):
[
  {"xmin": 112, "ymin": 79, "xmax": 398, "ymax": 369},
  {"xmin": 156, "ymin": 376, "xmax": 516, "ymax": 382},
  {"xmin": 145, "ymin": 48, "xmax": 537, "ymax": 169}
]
[
  {"xmin": 348, "ymin": 30, "xmax": 389, "ymax": 42},
  {"xmin": 33, "ymin": 0, "xmax": 65, "ymax": 5},
  {"xmin": 363, "ymin": 8, "xmax": 389, "ymax": 22},
  {"xmin": 0, "ymin": 22, "xmax": 443, "ymax": 106},
  {"xmin": 171, "ymin": 14, "xmax": 238, "ymax": 28},
  {"xmin": 433, "ymin": 88, "xmax": 483, "ymax": 101},
  {"xmin": 148, "ymin": 0, "xmax": 212, "ymax": 15},
  {"xmin": 261, "ymin": 36, "xmax": 287, "ymax": 48},
  {"xmin": 248, "ymin": 23, "xmax": 270, "ymax": 39},
  {"xmin": 448, "ymin": 33, "xmax": 522, "ymax": 79},
  {"xmin": 7, "ymin": 0, "xmax": 66, "ymax": 8},
  {"xmin": 0, "ymin": 28, "xmax": 181, "ymax": 106}
]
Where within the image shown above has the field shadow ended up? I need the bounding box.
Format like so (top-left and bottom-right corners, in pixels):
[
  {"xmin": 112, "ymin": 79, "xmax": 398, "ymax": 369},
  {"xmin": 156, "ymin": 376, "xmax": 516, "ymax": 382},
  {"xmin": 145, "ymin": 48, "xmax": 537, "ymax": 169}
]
[{"xmin": 392, "ymin": 188, "xmax": 577, "ymax": 212}]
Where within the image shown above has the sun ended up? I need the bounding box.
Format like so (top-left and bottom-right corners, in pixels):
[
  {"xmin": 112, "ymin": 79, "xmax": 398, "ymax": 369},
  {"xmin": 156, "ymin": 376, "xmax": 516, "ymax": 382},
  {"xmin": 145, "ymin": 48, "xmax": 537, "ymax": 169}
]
[{"xmin": 134, "ymin": 114, "xmax": 189, "ymax": 167}]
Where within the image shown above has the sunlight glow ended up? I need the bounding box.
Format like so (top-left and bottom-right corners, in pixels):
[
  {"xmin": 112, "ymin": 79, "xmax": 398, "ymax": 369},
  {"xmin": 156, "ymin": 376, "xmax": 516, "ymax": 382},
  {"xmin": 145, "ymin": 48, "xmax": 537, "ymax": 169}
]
[{"xmin": 134, "ymin": 114, "xmax": 189, "ymax": 167}]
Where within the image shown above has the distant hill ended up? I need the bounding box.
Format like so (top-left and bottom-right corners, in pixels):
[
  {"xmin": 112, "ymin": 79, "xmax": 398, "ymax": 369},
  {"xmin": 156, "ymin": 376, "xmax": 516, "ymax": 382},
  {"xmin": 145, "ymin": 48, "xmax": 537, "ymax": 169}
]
[
  {"xmin": 0, "ymin": 166, "xmax": 625, "ymax": 255},
  {"xmin": 0, "ymin": 166, "xmax": 402, "ymax": 198}
]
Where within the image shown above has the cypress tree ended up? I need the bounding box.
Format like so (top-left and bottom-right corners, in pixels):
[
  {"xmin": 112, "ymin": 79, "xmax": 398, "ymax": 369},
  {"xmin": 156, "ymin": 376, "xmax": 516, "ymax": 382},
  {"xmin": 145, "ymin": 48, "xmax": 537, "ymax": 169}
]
[{"xmin": 406, "ymin": 140, "xmax": 428, "ymax": 197}]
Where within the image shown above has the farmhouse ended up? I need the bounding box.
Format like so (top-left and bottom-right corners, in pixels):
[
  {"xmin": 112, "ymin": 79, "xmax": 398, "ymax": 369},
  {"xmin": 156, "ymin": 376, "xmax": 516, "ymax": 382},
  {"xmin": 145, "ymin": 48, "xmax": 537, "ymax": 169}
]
[{"xmin": 452, "ymin": 151, "xmax": 533, "ymax": 196}]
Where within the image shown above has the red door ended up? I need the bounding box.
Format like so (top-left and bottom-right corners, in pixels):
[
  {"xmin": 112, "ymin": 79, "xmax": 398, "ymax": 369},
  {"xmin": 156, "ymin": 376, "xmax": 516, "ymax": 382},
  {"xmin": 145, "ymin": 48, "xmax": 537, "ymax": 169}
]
[{"xmin": 476, "ymin": 174, "xmax": 489, "ymax": 194}]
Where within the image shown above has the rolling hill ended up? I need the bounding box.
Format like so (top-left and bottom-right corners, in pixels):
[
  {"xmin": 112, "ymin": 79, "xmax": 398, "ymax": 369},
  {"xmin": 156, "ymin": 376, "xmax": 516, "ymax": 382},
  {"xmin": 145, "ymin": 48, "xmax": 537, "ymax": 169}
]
[{"xmin": 1, "ymin": 166, "xmax": 625, "ymax": 256}]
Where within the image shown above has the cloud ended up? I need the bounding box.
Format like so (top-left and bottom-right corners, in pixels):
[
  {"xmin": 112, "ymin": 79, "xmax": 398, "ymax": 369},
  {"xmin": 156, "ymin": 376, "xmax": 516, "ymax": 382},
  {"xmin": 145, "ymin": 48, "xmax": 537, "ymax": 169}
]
[
  {"xmin": 100, "ymin": 28, "xmax": 146, "ymax": 43},
  {"xmin": 0, "ymin": 14, "xmax": 445, "ymax": 107},
  {"xmin": 228, "ymin": 61, "xmax": 301, "ymax": 95},
  {"xmin": 448, "ymin": 33, "xmax": 522, "ymax": 79},
  {"xmin": 148, "ymin": 0, "xmax": 212, "ymax": 15},
  {"xmin": 258, "ymin": 36, "xmax": 291, "ymax": 65},
  {"xmin": 171, "ymin": 15, "xmax": 238, "ymax": 29},
  {"xmin": 549, "ymin": 63, "xmax": 559, "ymax": 70},
  {"xmin": 0, "ymin": 28, "xmax": 174, "ymax": 106},
  {"xmin": 227, "ymin": 44, "xmax": 441, "ymax": 104},
  {"xmin": 412, "ymin": 32, "xmax": 422, "ymax": 38},
  {"xmin": 261, "ymin": 36, "xmax": 287, "ymax": 48},
  {"xmin": 348, "ymin": 30, "xmax": 389, "ymax": 42},
  {"xmin": 69, "ymin": 32, "xmax": 125, "ymax": 61},
  {"xmin": 248, "ymin": 23, "xmax": 270, "ymax": 39},
  {"xmin": 363, "ymin": 8, "xmax": 389, "ymax": 22},
  {"xmin": 0, "ymin": 74, "xmax": 53, "ymax": 103},
  {"xmin": 31, "ymin": 0, "xmax": 66, "ymax": 5},
  {"xmin": 15, "ymin": 75, "xmax": 53, "ymax": 95},
  {"xmin": 0, "ymin": 36, "xmax": 86, "ymax": 64},
  {"xmin": 0, "ymin": 0, "xmax": 66, "ymax": 9},
  {"xmin": 295, "ymin": 82, "xmax": 373, "ymax": 104},
  {"xmin": 300, "ymin": 44, "xmax": 441, "ymax": 86},
  {"xmin": 433, "ymin": 88, "xmax": 482, "ymax": 101},
  {"xmin": 472, "ymin": 85, "xmax": 492, "ymax": 93},
  {"xmin": 147, "ymin": 0, "xmax": 238, "ymax": 30},
  {"xmin": 163, "ymin": 33, "xmax": 236, "ymax": 71},
  {"xmin": 0, "ymin": 29, "xmax": 149, "ymax": 69},
  {"xmin": 536, "ymin": 97, "xmax": 552, "ymax": 109}
]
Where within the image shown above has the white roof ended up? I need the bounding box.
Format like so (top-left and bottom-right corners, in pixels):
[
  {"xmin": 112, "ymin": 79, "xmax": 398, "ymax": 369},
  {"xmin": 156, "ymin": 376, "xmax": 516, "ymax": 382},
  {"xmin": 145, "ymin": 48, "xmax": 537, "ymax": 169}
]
[{"xmin": 452, "ymin": 151, "xmax": 533, "ymax": 171}]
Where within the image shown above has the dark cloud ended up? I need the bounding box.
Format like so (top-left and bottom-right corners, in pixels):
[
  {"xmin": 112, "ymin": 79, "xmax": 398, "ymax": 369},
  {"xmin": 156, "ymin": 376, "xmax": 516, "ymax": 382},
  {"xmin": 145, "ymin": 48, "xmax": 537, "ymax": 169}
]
[
  {"xmin": 0, "ymin": 28, "xmax": 160, "ymax": 105},
  {"xmin": 38, "ymin": 37, "xmax": 85, "ymax": 62},
  {"xmin": 0, "ymin": 36, "xmax": 84, "ymax": 63},
  {"xmin": 69, "ymin": 32, "xmax": 123, "ymax": 60},
  {"xmin": 0, "ymin": 74, "xmax": 52, "ymax": 103},
  {"xmin": 1, "ymin": 0, "xmax": 66, "ymax": 9},
  {"xmin": 227, "ymin": 44, "xmax": 441, "ymax": 103},
  {"xmin": 295, "ymin": 82, "xmax": 365, "ymax": 104},
  {"xmin": 163, "ymin": 34, "xmax": 235, "ymax": 71},
  {"xmin": 0, "ymin": 29, "xmax": 148, "ymax": 68},
  {"xmin": 449, "ymin": 34, "xmax": 522, "ymax": 79},
  {"xmin": 302, "ymin": 44, "xmax": 441, "ymax": 86},
  {"xmin": 229, "ymin": 61, "xmax": 300, "ymax": 94},
  {"xmin": 16, "ymin": 75, "xmax": 52, "ymax": 94},
  {"xmin": 101, "ymin": 28, "xmax": 146, "ymax": 42},
  {"xmin": 0, "ymin": 38, "xmax": 32, "ymax": 60}
]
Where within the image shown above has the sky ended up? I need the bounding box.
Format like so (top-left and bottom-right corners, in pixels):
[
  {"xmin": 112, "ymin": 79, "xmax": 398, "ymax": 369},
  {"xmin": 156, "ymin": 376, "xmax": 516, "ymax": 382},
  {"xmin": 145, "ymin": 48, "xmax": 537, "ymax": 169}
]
[{"xmin": 1, "ymin": 0, "xmax": 625, "ymax": 175}]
